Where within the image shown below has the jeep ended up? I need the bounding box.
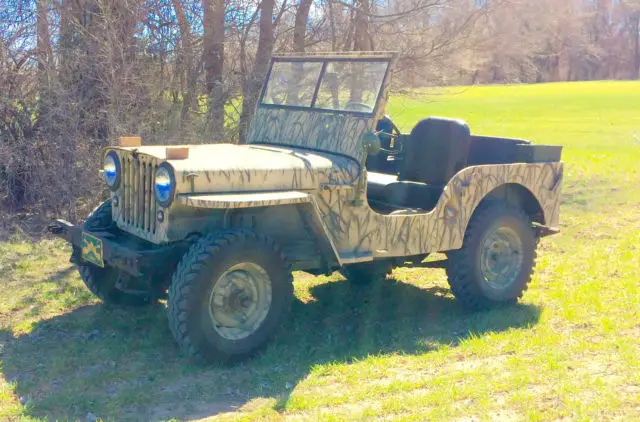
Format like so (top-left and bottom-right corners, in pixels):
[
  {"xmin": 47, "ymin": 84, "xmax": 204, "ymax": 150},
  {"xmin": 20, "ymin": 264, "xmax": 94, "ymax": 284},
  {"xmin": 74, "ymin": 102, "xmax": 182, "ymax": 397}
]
[{"xmin": 49, "ymin": 52, "xmax": 564, "ymax": 362}]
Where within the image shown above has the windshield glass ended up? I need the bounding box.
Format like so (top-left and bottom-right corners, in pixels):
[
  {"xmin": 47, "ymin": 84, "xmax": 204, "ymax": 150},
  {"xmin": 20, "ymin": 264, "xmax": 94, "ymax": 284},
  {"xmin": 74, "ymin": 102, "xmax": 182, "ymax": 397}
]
[
  {"xmin": 262, "ymin": 61, "xmax": 324, "ymax": 107},
  {"xmin": 260, "ymin": 59, "xmax": 389, "ymax": 115},
  {"xmin": 315, "ymin": 61, "xmax": 388, "ymax": 113}
]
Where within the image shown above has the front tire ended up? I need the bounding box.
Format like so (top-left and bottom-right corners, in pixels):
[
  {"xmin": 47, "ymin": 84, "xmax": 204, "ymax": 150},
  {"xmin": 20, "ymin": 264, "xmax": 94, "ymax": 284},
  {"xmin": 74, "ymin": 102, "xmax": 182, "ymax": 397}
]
[
  {"xmin": 446, "ymin": 202, "xmax": 537, "ymax": 310},
  {"xmin": 167, "ymin": 230, "xmax": 293, "ymax": 362},
  {"xmin": 79, "ymin": 265, "xmax": 155, "ymax": 306}
]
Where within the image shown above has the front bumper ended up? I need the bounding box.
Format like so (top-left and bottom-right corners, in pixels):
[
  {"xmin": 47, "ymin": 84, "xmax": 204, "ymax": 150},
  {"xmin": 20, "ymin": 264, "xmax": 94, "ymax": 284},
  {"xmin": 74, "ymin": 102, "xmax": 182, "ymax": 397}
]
[{"xmin": 47, "ymin": 219, "xmax": 188, "ymax": 277}]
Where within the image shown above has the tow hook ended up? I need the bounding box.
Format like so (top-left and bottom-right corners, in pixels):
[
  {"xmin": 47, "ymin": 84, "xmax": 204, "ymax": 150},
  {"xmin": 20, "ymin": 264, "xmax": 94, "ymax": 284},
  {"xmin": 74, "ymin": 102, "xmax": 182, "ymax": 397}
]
[{"xmin": 47, "ymin": 219, "xmax": 73, "ymax": 235}]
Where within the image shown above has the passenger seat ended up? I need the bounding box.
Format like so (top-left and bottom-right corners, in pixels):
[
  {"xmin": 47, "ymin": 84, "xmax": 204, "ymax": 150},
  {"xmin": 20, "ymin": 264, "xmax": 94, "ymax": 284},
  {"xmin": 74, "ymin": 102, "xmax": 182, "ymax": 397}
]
[{"xmin": 385, "ymin": 117, "xmax": 471, "ymax": 210}]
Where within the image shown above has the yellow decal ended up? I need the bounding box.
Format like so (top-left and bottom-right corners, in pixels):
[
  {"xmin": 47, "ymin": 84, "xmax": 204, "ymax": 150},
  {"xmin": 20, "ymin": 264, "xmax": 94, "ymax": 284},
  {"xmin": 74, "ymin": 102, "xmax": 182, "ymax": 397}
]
[{"xmin": 81, "ymin": 232, "xmax": 104, "ymax": 268}]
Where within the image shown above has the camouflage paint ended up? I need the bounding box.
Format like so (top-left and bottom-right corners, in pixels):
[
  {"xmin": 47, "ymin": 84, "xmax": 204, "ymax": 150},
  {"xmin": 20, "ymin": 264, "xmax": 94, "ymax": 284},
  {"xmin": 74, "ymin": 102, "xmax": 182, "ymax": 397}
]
[
  {"xmin": 247, "ymin": 108, "xmax": 373, "ymax": 160},
  {"xmin": 315, "ymin": 162, "xmax": 563, "ymax": 261},
  {"xmin": 106, "ymin": 144, "xmax": 361, "ymax": 244},
  {"xmin": 102, "ymin": 52, "xmax": 563, "ymax": 269}
]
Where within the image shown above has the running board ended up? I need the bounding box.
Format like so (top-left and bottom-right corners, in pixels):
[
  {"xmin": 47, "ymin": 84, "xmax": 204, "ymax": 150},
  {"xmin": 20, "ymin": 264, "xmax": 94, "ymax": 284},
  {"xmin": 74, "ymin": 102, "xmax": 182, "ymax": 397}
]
[{"xmin": 397, "ymin": 259, "xmax": 448, "ymax": 269}]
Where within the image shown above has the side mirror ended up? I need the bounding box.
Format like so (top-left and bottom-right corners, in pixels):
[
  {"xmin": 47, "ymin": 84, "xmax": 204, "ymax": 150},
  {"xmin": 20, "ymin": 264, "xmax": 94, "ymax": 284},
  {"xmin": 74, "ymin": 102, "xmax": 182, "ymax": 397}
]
[{"xmin": 361, "ymin": 130, "xmax": 381, "ymax": 156}]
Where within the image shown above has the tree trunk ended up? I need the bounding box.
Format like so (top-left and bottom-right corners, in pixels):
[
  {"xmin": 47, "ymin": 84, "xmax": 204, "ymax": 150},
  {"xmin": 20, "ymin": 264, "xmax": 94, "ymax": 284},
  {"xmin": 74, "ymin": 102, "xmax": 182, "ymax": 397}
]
[
  {"xmin": 632, "ymin": 13, "xmax": 640, "ymax": 79},
  {"xmin": 293, "ymin": 0, "xmax": 313, "ymax": 52},
  {"xmin": 36, "ymin": 0, "xmax": 52, "ymax": 82},
  {"xmin": 353, "ymin": 0, "xmax": 373, "ymax": 51},
  {"xmin": 239, "ymin": 0, "xmax": 276, "ymax": 143},
  {"xmin": 204, "ymin": 0, "xmax": 226, "ymax": 139},
  {"xmin": 328, "ymin": 0, "xmax": 337, "ymax": 51},
  {"xmin": 172, "ymin": 0, "xmax": 197, "ymax": 136},
  {"xmin": 350, "ymin": 0, "xmax": 373, "ymax": 103}
]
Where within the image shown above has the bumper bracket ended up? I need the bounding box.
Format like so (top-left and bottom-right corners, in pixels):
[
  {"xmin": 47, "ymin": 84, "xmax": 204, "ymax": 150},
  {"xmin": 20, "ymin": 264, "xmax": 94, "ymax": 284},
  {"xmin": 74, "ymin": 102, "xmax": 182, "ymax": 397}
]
[{"xmin": 47, "ymin": 219, "xmax": 187, "ymax": 278}]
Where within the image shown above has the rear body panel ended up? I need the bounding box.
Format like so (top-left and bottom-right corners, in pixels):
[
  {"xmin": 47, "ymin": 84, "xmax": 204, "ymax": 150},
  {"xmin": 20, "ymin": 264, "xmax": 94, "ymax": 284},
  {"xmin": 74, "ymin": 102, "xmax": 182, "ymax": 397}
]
[{"xmin": 316, "ymin": 161, "xmax": 563, "ymax": 260}]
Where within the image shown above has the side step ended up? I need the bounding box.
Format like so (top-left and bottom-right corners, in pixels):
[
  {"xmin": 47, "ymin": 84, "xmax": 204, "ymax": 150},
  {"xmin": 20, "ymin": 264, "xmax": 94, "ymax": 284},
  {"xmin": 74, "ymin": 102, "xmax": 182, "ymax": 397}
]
[{"xmin": 396, "ymin": 258, "xmax": 448, "ymax": 269}]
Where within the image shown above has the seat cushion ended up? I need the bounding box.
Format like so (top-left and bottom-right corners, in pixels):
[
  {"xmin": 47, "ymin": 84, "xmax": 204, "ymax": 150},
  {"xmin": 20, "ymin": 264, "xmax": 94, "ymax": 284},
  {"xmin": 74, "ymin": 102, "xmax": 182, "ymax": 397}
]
[
  {"xmin": 367, "ymin": 171, "xmax": 398, "ymax": 200},
  {"xmin": 385, "ymin": 181, "xmax": 442, "ymax": 211}
]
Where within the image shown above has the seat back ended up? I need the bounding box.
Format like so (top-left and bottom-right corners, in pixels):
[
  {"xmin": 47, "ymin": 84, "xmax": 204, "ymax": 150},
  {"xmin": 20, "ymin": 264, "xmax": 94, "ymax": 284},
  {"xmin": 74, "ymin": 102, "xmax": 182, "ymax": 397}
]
[{"xmin": 399, "ymin": 117, "xmax": 471, "ymax": 186}]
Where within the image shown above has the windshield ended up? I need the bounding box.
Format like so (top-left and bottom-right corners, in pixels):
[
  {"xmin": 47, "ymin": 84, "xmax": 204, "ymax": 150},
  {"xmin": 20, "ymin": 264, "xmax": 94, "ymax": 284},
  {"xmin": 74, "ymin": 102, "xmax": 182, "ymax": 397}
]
[{"xmin": 261, "ymin": 59, "xmax": 389, "ymax": 115}]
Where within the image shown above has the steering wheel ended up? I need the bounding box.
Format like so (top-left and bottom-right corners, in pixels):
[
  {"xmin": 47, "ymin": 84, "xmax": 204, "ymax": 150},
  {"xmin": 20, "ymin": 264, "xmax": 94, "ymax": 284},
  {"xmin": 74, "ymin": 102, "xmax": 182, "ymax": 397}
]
[{"xmin": 376, "ymin": 115, "xmax": 402, "ymax": 155}]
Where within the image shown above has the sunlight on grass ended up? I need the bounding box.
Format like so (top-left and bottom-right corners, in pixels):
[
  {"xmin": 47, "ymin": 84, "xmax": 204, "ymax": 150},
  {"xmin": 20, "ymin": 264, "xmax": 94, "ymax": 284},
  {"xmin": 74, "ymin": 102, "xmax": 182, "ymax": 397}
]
[{"xmin": 1, "ymin": 81, "xmax": 639, "ymax": 421}]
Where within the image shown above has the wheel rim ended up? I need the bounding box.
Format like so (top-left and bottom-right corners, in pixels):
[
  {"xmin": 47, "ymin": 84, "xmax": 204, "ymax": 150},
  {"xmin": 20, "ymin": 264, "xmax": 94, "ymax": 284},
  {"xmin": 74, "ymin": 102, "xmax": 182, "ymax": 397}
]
[
  {"xmin": 208, "ymin": 262, "xmax": 272, "ymax": 340},
  {"xmin": 480, "ymin": 225, "xmax": 523, "ymax": 290}
]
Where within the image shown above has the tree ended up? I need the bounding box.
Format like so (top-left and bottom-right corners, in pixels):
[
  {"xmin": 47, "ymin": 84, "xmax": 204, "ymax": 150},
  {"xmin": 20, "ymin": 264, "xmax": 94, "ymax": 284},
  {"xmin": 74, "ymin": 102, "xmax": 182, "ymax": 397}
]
[
  {"xmin": 293, "ymin": 0, "xmax": 313, "ymax": 52},
  {"xmin": 5, "ymin": 0, "xmax": 640, "ymax": 218},
  {"xmin": 239, "ymin": 0, "xmax": 281, "ymax": 143},
  {"xmin": 204, "ymin": 0, "xmax": 226, "ymax": 137},
  {"xmin": 172, "ymin": 0, "xmax": 198, "ymax": 137}
]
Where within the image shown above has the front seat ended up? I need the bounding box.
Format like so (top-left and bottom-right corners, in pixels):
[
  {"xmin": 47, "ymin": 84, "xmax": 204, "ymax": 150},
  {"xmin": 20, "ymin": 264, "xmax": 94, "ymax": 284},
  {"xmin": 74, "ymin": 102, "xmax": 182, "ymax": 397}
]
[{"xmin": 386, "ymin": 117, "xmax": 471, "ymax": 210}]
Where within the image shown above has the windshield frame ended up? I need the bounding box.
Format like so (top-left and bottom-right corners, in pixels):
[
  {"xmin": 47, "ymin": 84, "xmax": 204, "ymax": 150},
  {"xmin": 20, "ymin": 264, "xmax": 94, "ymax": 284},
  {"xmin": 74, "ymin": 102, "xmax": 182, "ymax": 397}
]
[{"xmin": 258, "ymin": 55, "xmax": 392, "ymax": 117}]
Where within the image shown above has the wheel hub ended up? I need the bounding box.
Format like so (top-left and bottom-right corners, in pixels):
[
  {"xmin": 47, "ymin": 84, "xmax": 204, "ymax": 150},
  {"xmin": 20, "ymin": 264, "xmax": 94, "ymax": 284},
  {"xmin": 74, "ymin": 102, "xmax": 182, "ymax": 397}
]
[
  {"xmin": 480, "ymin": 226, "xmax": 523, "ymax": 290},
  {"xmin": 208, "ymin": 263, "xmax": 272, "ymax": 340}
]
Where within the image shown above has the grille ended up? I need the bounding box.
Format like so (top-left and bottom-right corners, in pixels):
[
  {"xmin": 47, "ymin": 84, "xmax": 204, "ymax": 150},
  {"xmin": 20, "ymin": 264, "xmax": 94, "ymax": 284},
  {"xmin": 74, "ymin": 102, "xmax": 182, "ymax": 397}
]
[{"xmin": 119, "ymin": 153, "xmax": 158, "ymax": 234}]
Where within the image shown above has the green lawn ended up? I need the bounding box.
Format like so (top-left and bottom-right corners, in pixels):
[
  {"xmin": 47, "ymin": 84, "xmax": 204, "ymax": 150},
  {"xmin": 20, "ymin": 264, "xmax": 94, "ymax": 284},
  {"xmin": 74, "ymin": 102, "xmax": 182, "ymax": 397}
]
[{"xmin": 1, "ymin": 81, "xmax": 639, "ymax": 421}]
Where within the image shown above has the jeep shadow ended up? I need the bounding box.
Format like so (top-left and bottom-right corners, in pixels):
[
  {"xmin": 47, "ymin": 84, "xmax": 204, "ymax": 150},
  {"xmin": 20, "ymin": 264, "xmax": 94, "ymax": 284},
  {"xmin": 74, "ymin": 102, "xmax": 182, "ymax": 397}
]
[{"xmin": 1, "ymin": 270, "xmax": 540, "ymax": 421}]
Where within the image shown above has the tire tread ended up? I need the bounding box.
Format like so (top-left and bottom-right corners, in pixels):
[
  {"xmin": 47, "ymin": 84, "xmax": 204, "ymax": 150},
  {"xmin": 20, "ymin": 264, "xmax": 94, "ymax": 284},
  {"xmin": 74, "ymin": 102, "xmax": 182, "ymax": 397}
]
[
  {"xmin": 446, "ymin": 202, "xmax": 538, "ymax": 311},
  {"xmin": 167, "ymin": 229, "xmax": 293, "ymax": 362}
]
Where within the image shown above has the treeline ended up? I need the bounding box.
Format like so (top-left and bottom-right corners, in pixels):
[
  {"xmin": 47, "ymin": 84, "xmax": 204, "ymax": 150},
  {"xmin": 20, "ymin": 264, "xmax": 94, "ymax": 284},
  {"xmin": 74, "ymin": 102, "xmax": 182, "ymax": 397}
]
[{"xmin": 1, "ymin": 0, "xmax": 639, "ymax": 218}]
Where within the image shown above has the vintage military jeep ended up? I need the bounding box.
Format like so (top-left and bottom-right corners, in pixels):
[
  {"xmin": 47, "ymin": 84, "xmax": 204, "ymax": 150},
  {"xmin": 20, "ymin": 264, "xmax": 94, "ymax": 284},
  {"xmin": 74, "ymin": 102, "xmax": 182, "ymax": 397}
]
[{"xmin": 49, "ymin": 52, "xmax": 564, "ymax": 362}]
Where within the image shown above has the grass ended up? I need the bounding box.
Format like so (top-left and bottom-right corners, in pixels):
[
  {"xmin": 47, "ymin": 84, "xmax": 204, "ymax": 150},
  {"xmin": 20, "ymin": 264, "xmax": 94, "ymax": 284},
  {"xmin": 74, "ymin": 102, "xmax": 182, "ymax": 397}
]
[{"xmin": 1, "ymin": 80, "xmax": 640, "ymax": 421}]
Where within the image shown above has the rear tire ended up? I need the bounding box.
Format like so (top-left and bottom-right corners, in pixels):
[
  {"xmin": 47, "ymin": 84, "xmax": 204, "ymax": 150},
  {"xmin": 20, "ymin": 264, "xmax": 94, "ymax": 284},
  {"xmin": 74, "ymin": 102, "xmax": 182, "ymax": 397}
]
[
  {"xmin": 446, "ymin": 202, "xmax": 537, "ymax": 310},
  {"xmin": 167, "ymin": 230, "xmax": 293, "ymax": 363},
  {"xmin": 77, "ymin": 200, "xmax": 155, "ymax": 307}
]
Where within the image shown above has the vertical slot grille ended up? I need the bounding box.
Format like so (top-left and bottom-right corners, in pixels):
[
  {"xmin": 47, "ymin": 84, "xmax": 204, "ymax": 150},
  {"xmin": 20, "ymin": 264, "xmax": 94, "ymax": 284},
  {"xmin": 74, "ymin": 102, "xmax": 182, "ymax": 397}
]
[{"xmin": 119, "ymin": 153, "xmax": 157, "ymax": 235}]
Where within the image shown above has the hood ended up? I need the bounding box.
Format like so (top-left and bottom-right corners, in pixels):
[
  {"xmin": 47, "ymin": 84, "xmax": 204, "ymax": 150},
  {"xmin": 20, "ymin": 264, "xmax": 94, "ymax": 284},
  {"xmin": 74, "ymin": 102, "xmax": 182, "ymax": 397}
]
[{"xmin": 115, "ymin": 143, "xmax": 360, "ymax": 194}]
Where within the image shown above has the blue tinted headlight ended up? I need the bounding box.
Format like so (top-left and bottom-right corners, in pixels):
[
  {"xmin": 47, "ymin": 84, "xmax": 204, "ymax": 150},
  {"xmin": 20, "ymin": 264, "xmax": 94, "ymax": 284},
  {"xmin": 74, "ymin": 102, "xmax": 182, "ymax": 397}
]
[
  {"xmin": 155, "ymin": 165, "xmax": 174, "ymax": 206},
  {"xmin": 103, "ymin": 151, "xmax": 120, "ymax": 190}
]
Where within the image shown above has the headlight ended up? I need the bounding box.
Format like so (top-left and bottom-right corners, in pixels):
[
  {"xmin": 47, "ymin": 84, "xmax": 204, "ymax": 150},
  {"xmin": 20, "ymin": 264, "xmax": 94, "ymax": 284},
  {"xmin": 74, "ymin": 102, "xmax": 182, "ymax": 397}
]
[
  {"xmin": 103, "ymin": 151, "xmax": 120, "ymax": 190},
  {"xmin": 154, "ymin": 164, "xmax": 175, "ymax": 207}
]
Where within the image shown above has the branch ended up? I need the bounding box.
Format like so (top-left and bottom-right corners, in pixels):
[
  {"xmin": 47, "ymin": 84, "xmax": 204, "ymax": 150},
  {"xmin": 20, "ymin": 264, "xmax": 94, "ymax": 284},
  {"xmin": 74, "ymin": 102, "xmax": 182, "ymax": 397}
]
[{"xmin": 332, "ymin": 0, "xmax": 446, "ymax": 20}]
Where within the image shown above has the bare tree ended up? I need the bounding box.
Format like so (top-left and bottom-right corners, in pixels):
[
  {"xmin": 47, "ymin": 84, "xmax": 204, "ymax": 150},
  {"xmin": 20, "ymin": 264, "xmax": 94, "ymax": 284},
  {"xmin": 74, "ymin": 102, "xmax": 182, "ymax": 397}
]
[
  {"xmin": 239, "ymin": 0, "xmax": 287, "ymax": 143},
  {"xmin": 627, "ymin": 1, "xmax": 640, "ymax": 79},
  {"xmin": 293, "ymin": 0, "xmax": 313, "ymax": 52},
  {"xmin": 172, "ymin": 0, "xmax": 199, "ymax": 136},
  {"xmin": 5, "ymin": 0, "xmax": 640, "ymax": 219},
  {"xmin": 204, "ymin": 0, "xmax": 226, "ymax": 137}
]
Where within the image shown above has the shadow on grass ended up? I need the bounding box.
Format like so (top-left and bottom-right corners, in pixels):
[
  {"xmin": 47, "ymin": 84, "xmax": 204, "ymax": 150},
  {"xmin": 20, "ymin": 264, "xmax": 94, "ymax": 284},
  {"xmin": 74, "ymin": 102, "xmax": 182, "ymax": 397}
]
[{"xmin": 1, "ymin": 273, "xmax": 541, "ymax": 421}]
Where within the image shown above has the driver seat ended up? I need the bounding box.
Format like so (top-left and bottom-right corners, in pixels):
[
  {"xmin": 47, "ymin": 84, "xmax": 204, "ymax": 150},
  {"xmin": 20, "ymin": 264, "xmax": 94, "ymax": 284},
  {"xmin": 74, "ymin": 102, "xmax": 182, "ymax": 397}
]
[{"xmin": 385, "ymin": 117, "xmax": 471, "ymax": 210}]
